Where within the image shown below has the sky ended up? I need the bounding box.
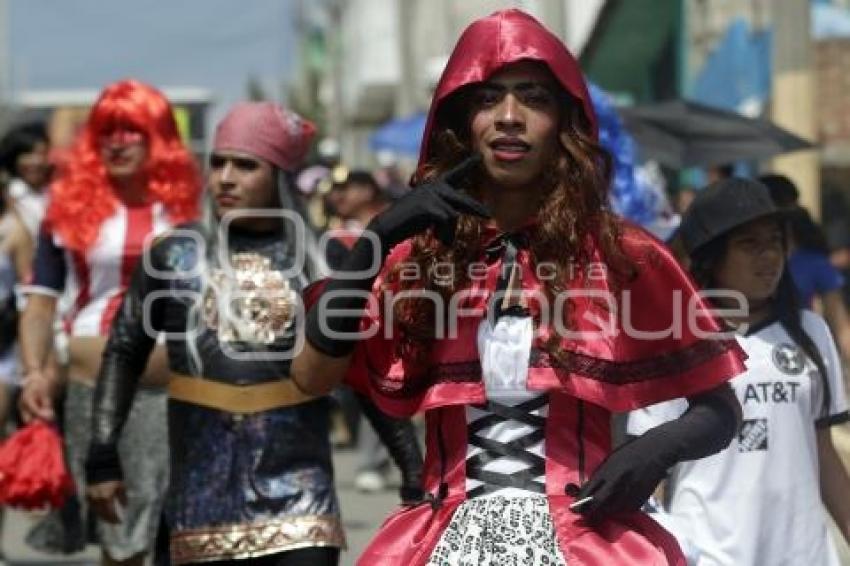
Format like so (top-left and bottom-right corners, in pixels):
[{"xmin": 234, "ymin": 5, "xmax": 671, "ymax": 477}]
[{"xmin": 7, "ymin": 0, "xmax": 299, "ymax": 132}]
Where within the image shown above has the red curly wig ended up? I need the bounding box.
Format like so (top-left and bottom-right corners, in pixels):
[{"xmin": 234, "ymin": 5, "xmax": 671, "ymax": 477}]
[{"xmin": 46, "ymin": 79, "xmax": 201, "ymax": 251}]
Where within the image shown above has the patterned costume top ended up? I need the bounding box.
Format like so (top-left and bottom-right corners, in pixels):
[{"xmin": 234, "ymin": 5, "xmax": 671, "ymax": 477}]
[{"xmin": 88, "ymin": 223, "xmax": 343, "ymax": 563}]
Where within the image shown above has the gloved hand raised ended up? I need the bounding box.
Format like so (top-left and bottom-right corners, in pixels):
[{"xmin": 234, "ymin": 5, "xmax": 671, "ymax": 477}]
[
  {"xmin": 305, "ymin": 154, "xmax": 489, "ymax": 358},
  {"xmin": 367, "ymin": 154, "xmax": 489, "ymax": 254}
]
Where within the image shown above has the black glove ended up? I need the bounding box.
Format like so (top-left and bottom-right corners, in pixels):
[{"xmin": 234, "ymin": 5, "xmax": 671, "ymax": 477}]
[
  {"xmin": 86, "ymin": 241, "xmax": 170, "ymax": 485},
  {"xmin": 356, "ymin": 392, "xmax": 425, "ymax": 504},
  {"xmin": 306, "ymin": 154, "xmax": 488, "ymax": 357},
  {"xmin": 574, "ymin": 389, "xmax": 738, "ymax": 522},
  {"xmin": 368, "ymin": 154, "xmax": 489, "ymax": 253}
]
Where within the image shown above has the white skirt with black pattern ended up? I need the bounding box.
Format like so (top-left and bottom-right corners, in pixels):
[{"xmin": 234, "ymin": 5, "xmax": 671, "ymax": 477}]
[{"xmin": 425, "ymin": 495, "xmax": 568, "ymax": 565}]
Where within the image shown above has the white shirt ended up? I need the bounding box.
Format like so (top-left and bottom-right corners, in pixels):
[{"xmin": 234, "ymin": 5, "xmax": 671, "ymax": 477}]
[{"xmin": 628, "ymin": 311, "xmax": 849, "ymax": 566}]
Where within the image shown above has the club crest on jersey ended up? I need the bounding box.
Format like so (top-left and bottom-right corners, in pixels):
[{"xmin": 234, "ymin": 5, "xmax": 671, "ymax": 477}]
[{"xmin": 772, "ymin": 343, "xmax": 805, "ymax": 375}]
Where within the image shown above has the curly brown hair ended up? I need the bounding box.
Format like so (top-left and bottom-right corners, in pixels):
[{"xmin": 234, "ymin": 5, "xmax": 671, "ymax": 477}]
[{"xmin": 385, "ymin": 81, "xmax": 633, "ymax": 365}]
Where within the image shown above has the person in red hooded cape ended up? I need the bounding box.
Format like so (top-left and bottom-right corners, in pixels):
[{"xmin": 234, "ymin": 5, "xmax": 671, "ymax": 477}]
[{"xmin": 294, "ymin": 10, "xmax": 746, "ymax": 565}]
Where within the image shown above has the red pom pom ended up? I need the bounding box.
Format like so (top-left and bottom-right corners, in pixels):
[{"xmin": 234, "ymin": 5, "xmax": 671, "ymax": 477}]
[{"xmin": 0, "ymin": 422, "xmax": 75, "ymax": 509}]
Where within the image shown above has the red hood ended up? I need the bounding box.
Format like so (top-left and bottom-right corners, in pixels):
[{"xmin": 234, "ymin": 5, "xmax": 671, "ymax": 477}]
[{"xmin": 418, "ymin": 9, "xmax": 597, "ymax": 169}]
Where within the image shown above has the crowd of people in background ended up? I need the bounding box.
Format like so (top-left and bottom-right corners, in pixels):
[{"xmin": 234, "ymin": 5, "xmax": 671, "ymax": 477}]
[{"xmin": 0, "ymin": 9, "xmax": 846, "ymax": 566}]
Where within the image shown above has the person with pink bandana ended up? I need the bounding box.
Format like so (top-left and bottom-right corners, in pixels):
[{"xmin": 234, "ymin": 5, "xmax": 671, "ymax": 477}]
[{"xmin": 83, "ymin": 102, "xmax": 360, "ymax": 565}]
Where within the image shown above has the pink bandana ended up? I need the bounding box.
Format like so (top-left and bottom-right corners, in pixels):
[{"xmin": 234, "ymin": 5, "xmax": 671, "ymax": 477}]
[{"xmin": 213, "ymin": 102, "xmax": 316, "ymax": 171}]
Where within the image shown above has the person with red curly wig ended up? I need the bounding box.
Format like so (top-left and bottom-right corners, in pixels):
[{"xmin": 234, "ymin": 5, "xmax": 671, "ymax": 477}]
[
  {"xmin": 293, "ymin": 10, "xmax": 747, "ymax": 566},
  {"xmin": 18, "ymin": 79, "xmax": 201, "ymax": 566}
]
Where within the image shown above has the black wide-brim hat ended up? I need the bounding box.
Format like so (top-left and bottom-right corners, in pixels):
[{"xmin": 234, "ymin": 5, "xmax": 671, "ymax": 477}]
[{"xmin": 679, "ymin": 177, "xmax": 782, "ymax": 256}]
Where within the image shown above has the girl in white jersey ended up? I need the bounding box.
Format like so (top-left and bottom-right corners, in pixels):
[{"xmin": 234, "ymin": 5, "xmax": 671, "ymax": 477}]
[{"xmin": 628, "ymin": 177, "xmax": 850, "ymax": 566}]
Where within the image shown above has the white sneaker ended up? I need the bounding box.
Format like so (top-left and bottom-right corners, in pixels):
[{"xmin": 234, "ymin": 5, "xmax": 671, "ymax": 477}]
[{"xmin": 354, "ymin": 470, "xmax": 386, "ymax": 493}]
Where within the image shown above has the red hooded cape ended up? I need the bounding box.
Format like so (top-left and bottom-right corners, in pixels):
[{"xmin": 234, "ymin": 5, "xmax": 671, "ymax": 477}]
[
  {"xmin": 418, "ymin": 8, "xmax": 597, "ymax": 164},
  {"xmin": 342, "ymin": 9, "xmax": 746, "ymax": 566}
]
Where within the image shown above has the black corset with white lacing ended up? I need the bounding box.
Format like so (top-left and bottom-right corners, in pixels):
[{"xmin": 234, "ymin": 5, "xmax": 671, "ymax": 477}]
[
  {"xmin": 464, "ymin": 229, "xmax": 549, "ymax": 498},
  {"xmin": 466, "ymin": 393, "xmax": 549, "ymax": 498}
]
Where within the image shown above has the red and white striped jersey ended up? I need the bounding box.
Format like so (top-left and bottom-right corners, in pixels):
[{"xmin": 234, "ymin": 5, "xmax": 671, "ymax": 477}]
[{"xmin": 24, "ymin": 202, "xmax": 172, "ymax": 337}]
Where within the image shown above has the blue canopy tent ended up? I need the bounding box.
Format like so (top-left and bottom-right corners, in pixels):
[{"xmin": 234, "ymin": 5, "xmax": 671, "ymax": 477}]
[{"xmin": 369, "ymin": 111, "xmax": 427, "ymax": 157}]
